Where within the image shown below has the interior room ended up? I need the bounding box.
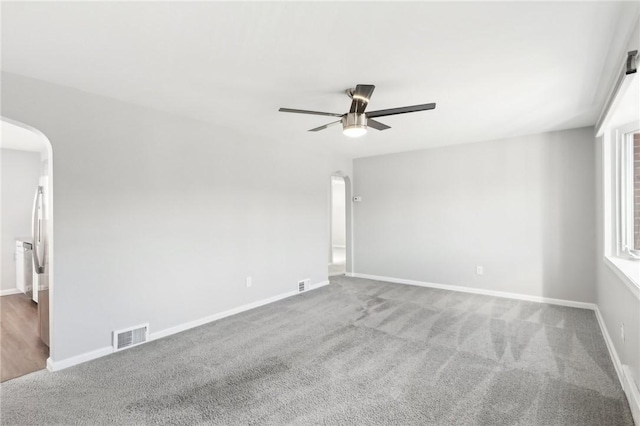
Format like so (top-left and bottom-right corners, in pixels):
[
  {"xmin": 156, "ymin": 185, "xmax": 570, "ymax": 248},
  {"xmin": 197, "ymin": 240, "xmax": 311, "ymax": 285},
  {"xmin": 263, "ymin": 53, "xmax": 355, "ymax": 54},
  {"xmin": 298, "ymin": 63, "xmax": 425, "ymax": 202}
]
[{"xmin": 1, "ymin": 2, "xmax": 639, "ymax": 425}]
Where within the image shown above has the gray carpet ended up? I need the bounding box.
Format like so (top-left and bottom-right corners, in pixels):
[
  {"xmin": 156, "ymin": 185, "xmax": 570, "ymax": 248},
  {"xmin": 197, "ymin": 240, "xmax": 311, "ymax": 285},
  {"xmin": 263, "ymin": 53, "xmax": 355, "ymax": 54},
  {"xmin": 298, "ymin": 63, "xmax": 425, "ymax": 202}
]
[{"xmin": 1, "ymin": 276, "xmax": 634, "ymax": 425}]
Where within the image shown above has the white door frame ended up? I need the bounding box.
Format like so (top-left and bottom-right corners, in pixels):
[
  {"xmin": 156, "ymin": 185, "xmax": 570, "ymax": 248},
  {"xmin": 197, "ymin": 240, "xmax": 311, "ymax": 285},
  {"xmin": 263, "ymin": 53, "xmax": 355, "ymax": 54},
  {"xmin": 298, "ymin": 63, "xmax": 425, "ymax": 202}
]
[
  {"xmin": 329, "ymin": 172, "xmax": 353, "ymax": 274},
  {"xmin": 1, "ymin": 116, "xmax": 55, "ymax": 366}
]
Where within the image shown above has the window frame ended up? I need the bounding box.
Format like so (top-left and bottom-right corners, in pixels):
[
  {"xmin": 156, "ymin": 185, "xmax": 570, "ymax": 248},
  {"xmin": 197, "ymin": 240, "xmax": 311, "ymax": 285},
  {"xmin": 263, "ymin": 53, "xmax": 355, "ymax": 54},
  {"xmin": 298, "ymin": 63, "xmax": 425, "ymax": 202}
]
[
  {"xmin": 613, "ymin": 122, "xmax": 640, "ymax": 260},
  {"xmin": 603, "ymin": 121, "xmax": 640, "ymax": 299}
]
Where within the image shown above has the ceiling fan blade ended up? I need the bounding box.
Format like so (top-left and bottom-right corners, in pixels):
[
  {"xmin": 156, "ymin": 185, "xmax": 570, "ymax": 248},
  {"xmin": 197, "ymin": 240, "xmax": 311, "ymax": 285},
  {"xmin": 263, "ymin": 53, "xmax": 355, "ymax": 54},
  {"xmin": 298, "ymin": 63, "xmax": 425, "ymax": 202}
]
[
  {"xmin": 308, "ymin": 120, "xmax": 342, "ymax": 132},
  {"xmin": 366, "ymin": 103, "xmax": 436, "ymax": 119},
  {"xmin": 367, "ymin": 119, "xmax": 391, "ymax": 131},
  {"xmin": 279, "ymin": 108, "xmax": 344, "ymax": 117},
  {"xmin": 350, "ymin": 84, "xmax": 376, "ymax": 114}
]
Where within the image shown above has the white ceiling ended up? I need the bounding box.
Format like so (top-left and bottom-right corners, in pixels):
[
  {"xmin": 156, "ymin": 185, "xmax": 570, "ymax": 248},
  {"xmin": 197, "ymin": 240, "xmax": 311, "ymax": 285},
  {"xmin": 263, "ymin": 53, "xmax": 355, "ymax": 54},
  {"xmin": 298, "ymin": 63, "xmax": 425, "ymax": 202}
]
[
  {"xmin": 1, "ymin": 119, "xmax": 47, "ymax": 153},
  {"xmin": 1, "ymin": 2, "xmax": 638, "ymax": 158}
]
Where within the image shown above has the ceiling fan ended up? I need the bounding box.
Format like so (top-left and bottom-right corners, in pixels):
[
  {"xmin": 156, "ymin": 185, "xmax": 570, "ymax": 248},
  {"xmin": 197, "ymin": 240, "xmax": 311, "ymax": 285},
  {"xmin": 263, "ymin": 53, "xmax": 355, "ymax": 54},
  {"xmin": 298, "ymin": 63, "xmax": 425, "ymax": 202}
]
[{"xmin": 279, "ymin": 84, "xmax": 436, "ymax": 138}]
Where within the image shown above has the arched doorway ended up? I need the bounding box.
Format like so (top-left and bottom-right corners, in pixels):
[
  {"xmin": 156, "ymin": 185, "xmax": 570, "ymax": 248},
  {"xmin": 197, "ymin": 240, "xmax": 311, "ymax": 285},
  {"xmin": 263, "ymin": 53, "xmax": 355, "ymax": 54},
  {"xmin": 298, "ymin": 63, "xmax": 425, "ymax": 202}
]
[
  {"xmin": 329, "ymin": 172, "xmax": 352, "ymax": 277},
  {"xmin": 0, "ymin": 117, "xmax": 54, "ymax": 380}
]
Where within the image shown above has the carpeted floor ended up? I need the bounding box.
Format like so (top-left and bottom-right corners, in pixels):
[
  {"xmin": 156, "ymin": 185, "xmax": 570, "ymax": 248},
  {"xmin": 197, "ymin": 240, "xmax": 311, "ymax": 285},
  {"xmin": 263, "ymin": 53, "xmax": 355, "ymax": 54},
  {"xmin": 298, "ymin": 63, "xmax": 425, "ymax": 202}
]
[{"xmin": 1, "ymin": 276, "xmax": 634, "ymax": 425}]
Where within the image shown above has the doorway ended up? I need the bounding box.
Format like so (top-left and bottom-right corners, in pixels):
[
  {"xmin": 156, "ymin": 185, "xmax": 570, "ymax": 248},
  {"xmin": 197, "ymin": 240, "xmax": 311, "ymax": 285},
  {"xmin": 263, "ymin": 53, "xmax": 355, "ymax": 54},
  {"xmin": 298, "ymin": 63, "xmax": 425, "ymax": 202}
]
[
  {"xmin": 0, "ymin": 118, "xmax": 53, "ymax": 381},
  {"xmin": 329, "ymin": 176, "xmax": 347, "ymax": 276}
]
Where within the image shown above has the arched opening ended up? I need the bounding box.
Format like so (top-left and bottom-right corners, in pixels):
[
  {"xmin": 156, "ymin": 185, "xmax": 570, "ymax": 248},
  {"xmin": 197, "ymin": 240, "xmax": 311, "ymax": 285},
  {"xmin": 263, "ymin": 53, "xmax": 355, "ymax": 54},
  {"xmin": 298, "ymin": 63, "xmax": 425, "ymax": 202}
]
[{"xmin": 0, "ymin": 117, "xmax": 54, "ymax": 381}]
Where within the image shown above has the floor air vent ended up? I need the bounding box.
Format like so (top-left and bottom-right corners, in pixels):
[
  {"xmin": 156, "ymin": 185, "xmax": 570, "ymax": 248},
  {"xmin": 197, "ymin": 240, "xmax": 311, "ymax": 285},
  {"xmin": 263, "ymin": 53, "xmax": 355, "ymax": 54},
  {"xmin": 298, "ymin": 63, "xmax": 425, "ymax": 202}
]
[
  {"xmin": 113, "ymin": 324, "xmax": 149, "ymax": 352},
  {"xmin": 298, "ymin": 279, "xmax": 311, "ymax": 293}
]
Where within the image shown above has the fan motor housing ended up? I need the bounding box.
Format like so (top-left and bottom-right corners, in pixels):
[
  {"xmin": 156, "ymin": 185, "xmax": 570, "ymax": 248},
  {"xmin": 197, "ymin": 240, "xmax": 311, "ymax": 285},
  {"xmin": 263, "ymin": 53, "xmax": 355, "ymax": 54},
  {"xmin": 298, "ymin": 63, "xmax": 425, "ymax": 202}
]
[{"xmin": 342, "ymin": 112, "xmax": 367, "ymax": 130}]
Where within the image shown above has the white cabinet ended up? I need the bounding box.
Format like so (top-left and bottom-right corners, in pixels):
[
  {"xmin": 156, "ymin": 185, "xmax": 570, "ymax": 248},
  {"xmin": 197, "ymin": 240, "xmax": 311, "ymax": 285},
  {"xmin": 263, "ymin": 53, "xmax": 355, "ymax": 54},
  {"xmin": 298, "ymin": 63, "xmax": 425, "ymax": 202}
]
[{"xmin": 15, "ymin": 240, "xmax": 33, "ymax": 297}]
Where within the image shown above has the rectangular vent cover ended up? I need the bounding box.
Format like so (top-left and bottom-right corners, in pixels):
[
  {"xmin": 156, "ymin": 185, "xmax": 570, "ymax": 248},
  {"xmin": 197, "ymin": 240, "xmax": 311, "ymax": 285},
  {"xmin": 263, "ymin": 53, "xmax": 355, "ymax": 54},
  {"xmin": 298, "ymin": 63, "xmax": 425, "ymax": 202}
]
[
  {"xmin": 298, "ymin": 279, "xmax": 311, "ymax": 293},
  {"xmin": 113, "ymin": 324, "xmax": 149, "ymax": 351}
]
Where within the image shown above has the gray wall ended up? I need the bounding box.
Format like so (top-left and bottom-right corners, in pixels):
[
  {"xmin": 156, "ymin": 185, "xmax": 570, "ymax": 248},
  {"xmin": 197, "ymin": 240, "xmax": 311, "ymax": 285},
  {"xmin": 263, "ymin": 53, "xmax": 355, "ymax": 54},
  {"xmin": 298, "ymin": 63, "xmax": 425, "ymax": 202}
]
[
  {"xmin": 1, "ymin": 72, "xmax": 351, "ymax": 362},
  {"xmin": 596, "ymin": 134, "xmax": 640, "ymax": 399},
  {"xmin": 1, "ymin": 148, "xmax": 42, "ymax": 291},
  {"xmin": 353, "ymin": 127, "xmax": 596, "ymax": 303}
]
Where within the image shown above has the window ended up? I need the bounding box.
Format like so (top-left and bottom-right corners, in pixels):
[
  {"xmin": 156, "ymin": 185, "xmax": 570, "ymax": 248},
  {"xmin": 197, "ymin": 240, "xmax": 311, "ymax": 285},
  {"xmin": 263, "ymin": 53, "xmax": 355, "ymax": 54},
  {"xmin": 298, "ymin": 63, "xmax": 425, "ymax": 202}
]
[
  {"xmin": 600, "ymin": 53, "xmax": 639, "ymax": 290},
  {"xmin": 634, "ymin": 133, "xmax": 640, "ymax": 252},
  {"xmin": 613, "ymin": 123, "xmax": 640, "ymax": 260}
]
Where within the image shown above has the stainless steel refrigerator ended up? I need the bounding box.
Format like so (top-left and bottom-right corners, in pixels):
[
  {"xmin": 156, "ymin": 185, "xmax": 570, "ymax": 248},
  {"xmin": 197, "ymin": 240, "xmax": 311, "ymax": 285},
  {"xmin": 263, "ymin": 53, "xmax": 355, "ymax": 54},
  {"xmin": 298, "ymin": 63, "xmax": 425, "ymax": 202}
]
[{"xmin": 32, "ymin": 177, "xmax": 49, "ymax": 347}]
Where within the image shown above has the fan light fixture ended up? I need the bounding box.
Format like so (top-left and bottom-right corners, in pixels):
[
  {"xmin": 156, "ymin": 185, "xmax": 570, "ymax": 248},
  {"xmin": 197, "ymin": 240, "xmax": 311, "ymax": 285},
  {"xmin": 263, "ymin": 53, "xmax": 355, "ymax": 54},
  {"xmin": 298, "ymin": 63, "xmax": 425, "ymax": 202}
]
[
  {"xmin": 342, "ymin": 113, "xmax": 367, "ymax": 138},
  {"xmin": 343, "ymin": 125, "xmax": 367, "ymax": 138},
  {"xmin": 278, "ymin": 84, "xmax": 436, "ymax": 137}
]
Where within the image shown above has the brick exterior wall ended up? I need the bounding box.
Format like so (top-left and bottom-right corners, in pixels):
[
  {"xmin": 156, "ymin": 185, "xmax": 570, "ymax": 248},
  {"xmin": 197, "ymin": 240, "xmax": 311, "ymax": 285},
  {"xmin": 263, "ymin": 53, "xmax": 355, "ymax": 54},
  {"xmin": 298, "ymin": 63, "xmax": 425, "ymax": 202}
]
[{"xmin": 634, "ymin": 133, "xmax": 640, "ymax": 249}]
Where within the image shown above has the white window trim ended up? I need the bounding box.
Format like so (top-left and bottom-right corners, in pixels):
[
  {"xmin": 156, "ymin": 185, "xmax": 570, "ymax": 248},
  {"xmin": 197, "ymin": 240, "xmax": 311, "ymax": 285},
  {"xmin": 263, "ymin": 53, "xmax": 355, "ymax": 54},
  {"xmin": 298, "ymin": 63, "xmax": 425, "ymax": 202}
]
[
  {"xmin": 604, "ymin": 256, "xmax": 640, "ymax": 300},
  {"xmin": 614, "ymin": 123, "xmax": 640, "ymax": 260},
  {"xmin": 603, "ymin": 121, "xmax": 640, "ymax": 297}
]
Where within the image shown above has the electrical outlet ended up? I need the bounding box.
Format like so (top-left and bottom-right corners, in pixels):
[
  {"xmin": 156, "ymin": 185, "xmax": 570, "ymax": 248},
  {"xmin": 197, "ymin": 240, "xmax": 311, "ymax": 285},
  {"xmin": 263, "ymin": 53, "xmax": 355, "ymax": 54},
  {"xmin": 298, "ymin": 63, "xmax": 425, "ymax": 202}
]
[
  {"xmin": 246, "ymin": 276, "xmax": 252, "ymax": 288},
  {"xmin": 476, "ymin": 266, "xmax": 484, "ymax": 275},
  {"xmin": 620, "ymin": 323, "xmax": 625, "ymax": 342}
]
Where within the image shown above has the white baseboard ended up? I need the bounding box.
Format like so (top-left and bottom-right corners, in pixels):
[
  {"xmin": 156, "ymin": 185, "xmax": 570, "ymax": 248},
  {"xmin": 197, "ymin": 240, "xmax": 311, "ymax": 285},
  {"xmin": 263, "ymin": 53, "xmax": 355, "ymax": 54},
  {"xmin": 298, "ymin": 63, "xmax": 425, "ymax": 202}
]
[
  {"xmin": 46, "ymin": 280, "xmax": 329, "ymax": 372},
  {"xmin": 350, "ymin": 273, "xmax": 597, "ymax": 310},
  {"xmin": 594, "ymin": 308, "xmax": 624, "ymax": 390},
  {"xmin": 46, "ymin": 346, "xmax": 113, "ymax": 372},
  {"xmin": 311, "ymin": 280, "xmax": 330, "ymax": 289},
  {"xmin": 594, "ymin": 307, "xmax": 640, "ymax": 424},
  {"xmin": 149, "ymin": 289, "xmax": 298, "ymax": 341},
  {"xmin": 150, "ymin": 281, "xmax": 330, "ymax": 341},
  {"xmin": 0, "ymin": 288, "xmax": 22, "ymax": 296},
  {"xmin": 623, "ymin": 365, "xmax": 640, "ymax": 425}
]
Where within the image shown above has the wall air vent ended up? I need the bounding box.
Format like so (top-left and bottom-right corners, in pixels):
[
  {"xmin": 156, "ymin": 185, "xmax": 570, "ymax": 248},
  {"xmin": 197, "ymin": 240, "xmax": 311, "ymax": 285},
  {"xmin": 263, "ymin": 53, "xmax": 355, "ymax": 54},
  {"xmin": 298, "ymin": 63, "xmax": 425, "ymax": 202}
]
[
  {"xmin": 113, "ymin": 323, "xmax": 149, "ymax": 352},
  {"xmin": 298, "ymin": 279, "xmax": 311, "ymax": 293}
]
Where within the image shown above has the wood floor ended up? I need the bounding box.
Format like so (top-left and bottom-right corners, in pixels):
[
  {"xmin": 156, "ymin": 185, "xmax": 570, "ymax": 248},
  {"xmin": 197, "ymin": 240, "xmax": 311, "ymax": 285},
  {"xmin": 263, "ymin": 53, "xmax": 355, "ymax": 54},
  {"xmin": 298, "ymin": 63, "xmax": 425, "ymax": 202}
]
[{"xmin": 0, "ymin": 293, "xmax": 49, "ymax": 382}]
